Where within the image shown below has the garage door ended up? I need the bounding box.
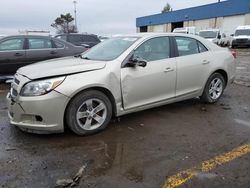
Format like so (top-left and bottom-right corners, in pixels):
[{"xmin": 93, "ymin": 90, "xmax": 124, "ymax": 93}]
[
  {"xmin": 194, "ymin": 19, "xmax": 210, "ymax": 31},
  {"xmin": 222, "ymin": 15, "xmax": 245, "ymax": 35},
  {"xmin": 152, "ymin": 25, "xmax": 165, "ymax": 32}
]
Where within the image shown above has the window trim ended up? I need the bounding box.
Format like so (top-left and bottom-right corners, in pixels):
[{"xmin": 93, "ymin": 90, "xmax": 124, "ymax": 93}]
[
  {"xmin": 0, "ymin": 37, "xmax": 25, "ymax": 51},
  {"xmin": 27, "ymin": 37, "xmax": 53, "ymax": 50},
  {"xmin": 122, "ymin": 36, "xmax": 175, "ymax": 68},
  {"xmin": 174, "ymin": 36, "xmax": 209, "ymax": 57}
]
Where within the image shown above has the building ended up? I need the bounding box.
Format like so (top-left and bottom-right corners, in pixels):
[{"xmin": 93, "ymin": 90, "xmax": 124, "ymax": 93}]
[{"xmin": 136, "ymin": 0, "xmax": 250, "ymax": 35}]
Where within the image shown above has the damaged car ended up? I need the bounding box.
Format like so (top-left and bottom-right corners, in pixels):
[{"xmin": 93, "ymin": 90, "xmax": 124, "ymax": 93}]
[{"xmin": 7, "ymin": 33, "xmax": 236, "ymax": 135}]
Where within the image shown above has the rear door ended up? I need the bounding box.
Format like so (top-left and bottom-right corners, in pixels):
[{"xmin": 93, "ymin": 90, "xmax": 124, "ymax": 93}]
[
  {"xmin": 25, "ymin": 37, "xmax": 56, "ymax": 64},
  {"xmin": 174, "ymin": 36, "xmax": 211, "ymax": 97},
  {"xmin": 0, "ymin": 37, "xmax": 26, "ymax": 75}
]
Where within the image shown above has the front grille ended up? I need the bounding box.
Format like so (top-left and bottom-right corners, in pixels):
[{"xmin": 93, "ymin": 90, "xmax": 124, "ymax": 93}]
[
  {"xmin": 10, "ymin": 88, "xmax": 18, "ymax": 98},
  {"xmin": 14, "ymin": 77, "xmax": 20, "ymax": 85},
  {"xmin": 236, "ymin": 39, "xmax": 248, "ymax": 43},
  {"xmin": 10, "ymin": 75, "xmax": 20, "ymax": 100}
]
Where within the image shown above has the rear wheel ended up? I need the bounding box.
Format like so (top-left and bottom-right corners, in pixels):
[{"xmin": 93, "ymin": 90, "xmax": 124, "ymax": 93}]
[
  {"xmin": 201, "ymin": 73, "xmax": 225, "ymax": 103},
  {"xmin": 66, "ymin": 90, "xmax": 112, "ymax": 135}
]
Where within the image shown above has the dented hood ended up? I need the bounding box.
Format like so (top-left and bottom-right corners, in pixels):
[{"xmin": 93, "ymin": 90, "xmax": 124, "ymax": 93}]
[{"xmin": 17, "ymin": 56, "xmax": 106, "ymax": 80}]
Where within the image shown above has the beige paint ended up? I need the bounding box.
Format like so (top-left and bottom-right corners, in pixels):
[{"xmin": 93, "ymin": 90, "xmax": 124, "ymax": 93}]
[
  {"xmin": 167, "ymin": 24, "xmax": 172, "ymax": 32},
  {"xmin": 245, "ymin": 14, "xmax": 250, "ymax": 25},
  {"xmin": 7, "ymin": 33, "xmax": 236, "ymax": 134},
  {"xmin": 215, "ymin": 17, "xmax": 223, "ymax": 28}
]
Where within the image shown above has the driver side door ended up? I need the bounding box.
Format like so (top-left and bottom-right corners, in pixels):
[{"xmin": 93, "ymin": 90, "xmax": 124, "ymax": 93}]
[{"xmin": 121, "ymin": 36, "xmax": 176, "ymax": 110}]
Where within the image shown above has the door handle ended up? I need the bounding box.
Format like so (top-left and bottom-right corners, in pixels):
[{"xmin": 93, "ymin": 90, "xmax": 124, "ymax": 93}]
[
  {"xmin": 202, "ymin": 60, "xmax": 210, "ymax": 65},
  {"xmin": 14, "ymin": 53, "xmax": 23, "ymax": 57},
  {"xmin": 50, "ymin": 51, "xmax": 57, "ymax": 55},
  {"xmin": 164, "ymin": 67, "xmax": 174, "ymax": 73}
]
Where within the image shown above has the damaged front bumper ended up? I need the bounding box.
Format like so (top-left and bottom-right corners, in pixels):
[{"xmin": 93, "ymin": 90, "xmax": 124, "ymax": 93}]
[{"xmin": 6, "ymin": 91, "xmax": 69, "ymax": 134}]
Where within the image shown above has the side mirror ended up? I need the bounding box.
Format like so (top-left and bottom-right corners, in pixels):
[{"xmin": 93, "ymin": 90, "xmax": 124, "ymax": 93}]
[
  {"xmin": 128, "ymin": 56, "xmax": 147, "ymax": 68},
  {"xmin": 230, "ymin": 34, "xmax": 234, "ymax": 37},
  {"xmin": 217, "ymin": 34, "xmax": 221, "ymax": 39}
]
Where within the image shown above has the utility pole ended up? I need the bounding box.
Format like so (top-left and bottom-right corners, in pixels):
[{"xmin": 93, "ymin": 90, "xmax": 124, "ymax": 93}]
[{"xmin": 73, "ymin": 0, "xmax": 78, "ymax": 32}]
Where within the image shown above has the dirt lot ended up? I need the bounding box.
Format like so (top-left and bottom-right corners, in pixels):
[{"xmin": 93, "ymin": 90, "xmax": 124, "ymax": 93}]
[{"xmin": 0, "ymin": 49, "xmax": 250, "ymax": 188}]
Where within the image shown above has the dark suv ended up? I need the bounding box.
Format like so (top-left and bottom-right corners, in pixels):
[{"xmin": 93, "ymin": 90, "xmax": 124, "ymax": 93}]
[{"xmin": 55, "ymin": 34, "xmax": 100, "ymax": 48}]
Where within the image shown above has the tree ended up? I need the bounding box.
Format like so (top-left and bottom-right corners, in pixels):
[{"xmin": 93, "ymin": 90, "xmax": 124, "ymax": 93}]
[
  {"xmin": 51, "ymin": 13, "xmax": 78, "ymax": 34},
  {"xmin": 162, "ymin": 3, "xmax": 172, "ymax": 13}
]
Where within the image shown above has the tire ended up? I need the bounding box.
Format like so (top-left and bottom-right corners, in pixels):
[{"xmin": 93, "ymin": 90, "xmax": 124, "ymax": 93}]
[
  {"xmin": 66, "ymin": 90, "xmax": 112, "ymax": 135},
  {"xmin": 201, "ymin": 73, "xmax": 225, "ymax": 104}
]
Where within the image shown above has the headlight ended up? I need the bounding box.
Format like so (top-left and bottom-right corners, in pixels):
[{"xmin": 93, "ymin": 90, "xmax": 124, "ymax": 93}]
[{"xmin": 20, "ymin": 77, "xmax": 65, "ymax": 96}]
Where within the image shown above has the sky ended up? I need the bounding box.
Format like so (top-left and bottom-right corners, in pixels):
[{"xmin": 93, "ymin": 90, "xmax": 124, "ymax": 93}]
[{"xmin": 0, "ymin": 0, "xmax": 226, "ymax": 36}]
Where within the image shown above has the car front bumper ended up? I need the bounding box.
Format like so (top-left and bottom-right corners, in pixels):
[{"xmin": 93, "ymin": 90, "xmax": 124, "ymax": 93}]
[
  {"xmin": 232, "ymin": 39, "xmax": 250, "ymax": 47},
  {"xmin": 6, "ymin": 91, "xmax": 69, "ymax": 134}
]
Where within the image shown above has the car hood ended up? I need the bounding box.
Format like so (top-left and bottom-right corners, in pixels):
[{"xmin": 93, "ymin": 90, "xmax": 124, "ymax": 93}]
[{"xmin": 17, "ymin": 56, "xmax": 106, "ymax": 80}]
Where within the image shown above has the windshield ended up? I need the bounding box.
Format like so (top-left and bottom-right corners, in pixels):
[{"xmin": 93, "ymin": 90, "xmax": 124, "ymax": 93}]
[
  {"xmin": 199, "ymin": 31, "xmax": 218, "ymax": 39},
  {"xmin": 235, "ymin": 29, "xmax": 250, "ymax": 36},
  {"xmin": 81, "ymin": 37, "xmax": 139, "ymax": 61}
]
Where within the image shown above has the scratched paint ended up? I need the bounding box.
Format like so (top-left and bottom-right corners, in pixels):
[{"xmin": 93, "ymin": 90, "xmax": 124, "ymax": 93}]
[{"xmin": 163, "ymin": 144, "xmax": 250, "ymax": 188}]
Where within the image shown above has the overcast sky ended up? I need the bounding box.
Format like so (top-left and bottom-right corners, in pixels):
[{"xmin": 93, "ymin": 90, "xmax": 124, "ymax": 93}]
[{"xmin": 0, "ymin": 0, "xmax": 225, "ymax": 35}]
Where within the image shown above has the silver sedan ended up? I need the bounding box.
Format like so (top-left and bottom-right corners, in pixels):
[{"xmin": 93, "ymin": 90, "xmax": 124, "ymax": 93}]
[{"xmin": 7, "ymin": 33, "xmax": 236, "ymax": 135}]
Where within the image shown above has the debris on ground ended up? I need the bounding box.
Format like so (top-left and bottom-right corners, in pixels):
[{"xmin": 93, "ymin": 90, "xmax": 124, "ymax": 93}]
[
  {"xmin": 128, "ymin": 127, "xmax": 135, "ymax": 131},
  {"xmin": 5, "ymin": 148, "xmax": 16, "ymax": 151},
  {"xmin": 55, "ymin": 164, "xmax": 87, "ymax": 188},
  {"xmin": 201, "ymin": 107, "xmax": 207, "ymax": 112}
]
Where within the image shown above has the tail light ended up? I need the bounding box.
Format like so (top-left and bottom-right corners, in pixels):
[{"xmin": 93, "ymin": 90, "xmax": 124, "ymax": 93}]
[{"xmin": 231, "ymin": 50, "xmax": 236, "ymax": 59}]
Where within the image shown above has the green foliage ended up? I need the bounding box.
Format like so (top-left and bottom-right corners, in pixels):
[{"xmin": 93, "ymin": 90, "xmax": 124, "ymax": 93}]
[
  {"xmin": 51, "ymin": 13, "xmax": 77, "ymax": 34},
  {"xmin": 162, "ymin": 3, "xmax": 172, "ymax": 13}
]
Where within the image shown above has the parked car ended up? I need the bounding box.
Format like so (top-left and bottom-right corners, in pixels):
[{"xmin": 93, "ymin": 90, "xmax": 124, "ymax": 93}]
[
  {"xmin": 199, "ymin": 29, "xmax": 221, "ymax": 44},
  {"xmin": 218, "ymin": 33, "xmax": 232, "ymax": 47},
  {"xmin": 173, "ymin": 27, "xmax": 196, "ymax": 35},
  {"xmin": 7, "ymin": 33, "xmax": 236, "ymax": 135},
  {"xmin": 0, "ymin": 35, "xmax": 86, "ymax": 77},
  {"xmin": 55, "ymin": 33, "xmax": 100, "ymax": 48},
  {"xmin": 231, "ymin": 25, "xmax": 250, "ymax": 48}
]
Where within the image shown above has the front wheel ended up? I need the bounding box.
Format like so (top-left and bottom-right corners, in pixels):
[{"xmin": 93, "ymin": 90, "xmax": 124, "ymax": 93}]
[
  {"xmin": 66, "ymin": 90, "xmax": 112, "ymax": 135},
  {"xmin": 201, "ymin": 73, "xmax": 225, "ymax": 103}
]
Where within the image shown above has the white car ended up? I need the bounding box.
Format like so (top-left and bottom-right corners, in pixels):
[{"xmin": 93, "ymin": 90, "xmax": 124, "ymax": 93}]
[
  {"xmin": 7, "ymin": 33, "xmax": 236, "ymax": 135},
  {"xmin": 231, "ymin": 25, "xmax": 250, "ymax": 48},
  {"xmin": 199, "ymin": 29, "xmax": 221, "ymax": 44},
  {"xmin": 173, "ymin": 27, "xmax": 196, "ymax": 35}
]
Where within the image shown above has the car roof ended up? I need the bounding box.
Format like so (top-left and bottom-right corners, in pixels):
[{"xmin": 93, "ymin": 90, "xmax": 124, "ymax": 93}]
[
  {"xmin": 236, "ymin": 25, "xmax": 250, "ymax": 30},
  {"xmin": 0, "ymin": 35, "xmax": 52, "ymax": 39},
  {"xmin": 199, "ymin": 29, "xmax": 220, "ymax": 32},
  {"xmin": 55, "ymin": 33, "xmax": 97, "ymax": 36}
]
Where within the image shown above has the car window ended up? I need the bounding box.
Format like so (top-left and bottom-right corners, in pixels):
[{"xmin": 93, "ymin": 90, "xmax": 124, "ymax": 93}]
[
  {"xmin": 198, "ymin": 42, "xmax": 208, "ymax": 53},
  {"xmin": 175, "ymin": 37, "xmax": 199, "ymax": 56},
  {"xmin": 134, "ymin": 37, "xmax": 170, "ymax": 62},
  {"xmin": 28, "ymin": 38, "xmax": 52, "ymax": 49},
  {"xmin": 54, "ymin": 41, "xmax": 65, "ymax": 48},
  {"xmin": 55, "ymin": 35, "xmax": 67, "ymax": 41},
  {"xmin": 68, "ymin": 35, "xmax": 83, "ymax": 43},
  {"xmin": 84, "ymin": 35, "xmax": 99, "ymax": 42},
  {"xmin": 0, "ymin": 38, "xmax": 24, "ymax": 51}
]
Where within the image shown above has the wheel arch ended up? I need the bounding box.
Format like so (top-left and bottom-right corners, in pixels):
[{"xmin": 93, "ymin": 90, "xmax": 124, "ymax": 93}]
[
  {"xmin": 212, "ymin": 69, "xmax": 228, "ymax": 86},
  {"xmin": 63, "ymin": 86, "xmax": 117, "ymax": 129}
]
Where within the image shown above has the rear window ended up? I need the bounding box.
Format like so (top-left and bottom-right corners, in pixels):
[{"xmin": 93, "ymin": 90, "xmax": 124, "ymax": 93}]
[
  {"xmin": 68, "ymin": 35, "xmax": 84, "ymax": 42},
  {"xmin": 84, "ymin": 35, "xmax": 100, "ymax": 42},
  {"xmin": 175, "ymin": 37, "xmax": 207, "ymax": 57}
]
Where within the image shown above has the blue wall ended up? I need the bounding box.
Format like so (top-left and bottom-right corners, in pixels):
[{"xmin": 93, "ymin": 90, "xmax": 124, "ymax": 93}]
[{"xmin": 136, "ymin": 0, "xmax": 250, "ymax": 27}]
